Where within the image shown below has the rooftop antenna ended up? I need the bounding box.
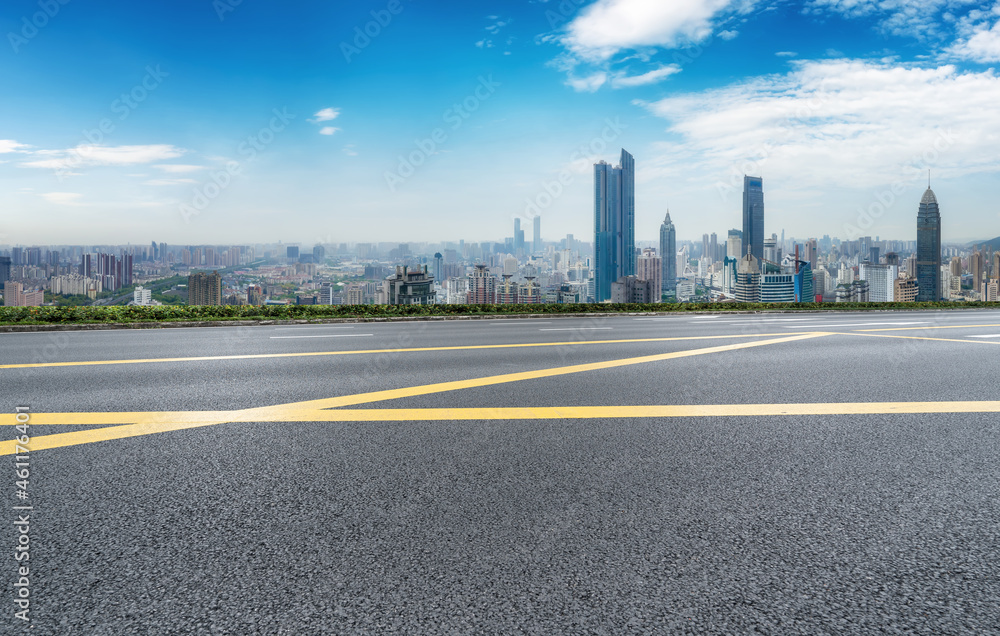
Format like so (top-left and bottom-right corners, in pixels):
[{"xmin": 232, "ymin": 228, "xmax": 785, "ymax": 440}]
[{"xmin": 928, "ymin": 169, "xmax": 931, "ymax": 189}]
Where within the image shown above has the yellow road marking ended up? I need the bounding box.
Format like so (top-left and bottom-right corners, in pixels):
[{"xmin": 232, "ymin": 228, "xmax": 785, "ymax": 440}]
[
  {"xmin": 7, "ymin": 398, "xmax": 1000, "ymax": 455},
  {"xmin": 275, "ymin": 402, "xmax": 1000, "ymax": 421},
  {"xmin": 856, "ymin": 323, "xmax": 1000, "ymax": 332},
  {"xmin": 252, "ymin": 333, "xmax": 830, "ymax": 412},
  {"xmin": 846, "ymin": 332, "xmax": 1000, "ymax": 346},
  {"xmin": 0, "ymin": 332, "xmax": 814, "ymax": 370},
  {"xmin": 0, "ymin": 333, "xmax": 826, "ymax": 454}
]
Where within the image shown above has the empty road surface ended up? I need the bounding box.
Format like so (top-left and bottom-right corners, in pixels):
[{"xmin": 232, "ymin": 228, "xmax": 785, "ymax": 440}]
[{"xmin": 3, "ymin": 310, "xmax": 1000, "ymax": 634}]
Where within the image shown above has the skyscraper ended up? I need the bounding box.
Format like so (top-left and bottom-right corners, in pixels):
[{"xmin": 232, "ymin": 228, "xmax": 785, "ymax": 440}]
[
  {"xmin": 916, "ymin": 187, "xmax": 942, "ymax": 301},
  {"xmin": 533, "ymin": 215, "xmax": 541, "ymax": 253},
  {"xmin": 659, "ymin": 211, "xmax": 676, "ymax": 295},
  {"xmin": 742, "ymin": 176, "xmax": 764, "ymax": 262},
  {"xmin": 514, "ymin": 218, "xmax": 524, "ymax": 253},
  {"xmin": 593, "ymin": 149, "xmax": 635, "ymax": 302}
]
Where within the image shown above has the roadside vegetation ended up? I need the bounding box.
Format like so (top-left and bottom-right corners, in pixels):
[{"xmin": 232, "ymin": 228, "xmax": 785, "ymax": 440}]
[{"xmin": 1, "ymin": 301, "xmax": 997, "ymax": 326}]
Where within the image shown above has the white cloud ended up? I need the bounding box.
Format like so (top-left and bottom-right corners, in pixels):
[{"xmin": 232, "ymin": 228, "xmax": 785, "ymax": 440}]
[
  {"xmin": 561, "ymin": 0, "xmax": 750, "ymax": 61},
  {"xmin": 21, "ymin": 144, "xmax": 184, "ymax": 171},
  {"xmin": 154, "ymin": 164, "xmax": 204, "ymax": 173},
  {"xmin": 40, "ymin": 192, "xmax": 84, "ymax": 206},
  {"xmin": 610, "ymin": 64, "xmax": 682, "ymax": 88},
  {"xmin": 566, "ymin": 71, "xmax": 608, "ymax": 92},
  {"xmin": 776, "ymin": 51, "xmax": 798, "ymax": 57},
  {"xmin": 342, "ymin": 144, "xmax": 358, "ymax": 156},
  {"xmin": 0, "ymin": 140, "xmax": 29, "ymax": 153},
  {"xmin": 637, "ymin": 60, "xmax": 1000, "ymax": 192},
  {"xmin": 806, "ymin": 0, "xmax": 981, "ymax": 38},
  {"xmin": 310, "ymin": 108, "xmax": 340, "ymax": 123},
  {"xmin": 717, "ymin": 29, "xmax": 739, "ymax": 40},
  {"xmin": 947, "ymin": 4, "xmax": 1000, "ymax": 62},
  {"xmin": 319, "ymin": 127, "xmax": 340, "ymax": 136},
  {"xmin": 144, "ymin": 178, "xmax": 198, "ymax": 186}
]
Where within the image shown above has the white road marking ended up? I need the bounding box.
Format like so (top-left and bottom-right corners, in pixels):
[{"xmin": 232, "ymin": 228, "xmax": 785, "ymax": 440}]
[
  {"xmin": 269, "ymin": 334, "xmax": 374, "ymax": 339},
  {"xmin": 968, "ymin": 334, "xmax": 1000, "ymax": 338},
  {"xmin": 791, "ymin": 322, "xmax": 929, "ymax": 328},
  {"xmin": 273, "ymin": 326, "xmax": 356, "ymax": 330},
  {"xmin": 539, "ymin": 327, "xmax": 613, "ymax": 331},
  {"xmin": 487, "ymin": 321, "xmax": 552, "ymax": 325}
]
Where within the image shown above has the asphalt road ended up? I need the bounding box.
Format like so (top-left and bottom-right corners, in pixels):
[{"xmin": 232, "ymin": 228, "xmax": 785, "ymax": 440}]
[{"xmin": 3, "ymin": 309, "xmax": 1000, "ymax": 634}]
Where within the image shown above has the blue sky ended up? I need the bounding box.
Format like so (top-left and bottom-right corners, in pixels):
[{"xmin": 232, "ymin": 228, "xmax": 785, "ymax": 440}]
[{"xmin": 3, "ymin": 0, "xmax": 1000, "ymax": 246}]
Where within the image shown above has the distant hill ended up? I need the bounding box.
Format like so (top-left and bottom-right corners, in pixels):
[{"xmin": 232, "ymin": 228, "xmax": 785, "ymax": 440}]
[{"xmin": 968, "ymin": 237, "xmax": 1000, "ymax": 251}]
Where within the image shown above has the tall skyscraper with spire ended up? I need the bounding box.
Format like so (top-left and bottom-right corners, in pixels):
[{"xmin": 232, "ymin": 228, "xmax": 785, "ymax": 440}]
[
  {"xmin": 660, "ymin": 211, "xmax": 676, "ymax": 295},
  {"xmin": 916, "ymin": 185, "xmax": 942, "ymax": 301},
  {"xmin": 593, "ymin": 149, "xmax": 635, "ymax": 302},
  {"xmin": 742, "ymin": 176, "xmax": 764, "ymax": 262}
]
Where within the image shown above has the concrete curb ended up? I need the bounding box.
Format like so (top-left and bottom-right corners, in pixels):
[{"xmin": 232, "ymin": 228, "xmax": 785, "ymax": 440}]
[{"xmin": 0, "ymin": 306, "xmax": 994, "ymax": 333}]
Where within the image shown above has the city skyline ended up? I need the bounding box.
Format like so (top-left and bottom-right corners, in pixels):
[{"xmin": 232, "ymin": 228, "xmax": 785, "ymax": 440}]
[{"xmin": 3, "ymin": 1, "xmax": 1000, "ymax": 245}]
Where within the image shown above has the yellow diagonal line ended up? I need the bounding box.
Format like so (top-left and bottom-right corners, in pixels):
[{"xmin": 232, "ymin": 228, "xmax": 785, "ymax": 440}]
[
  {"xmin": 254, "ymin": 332, "xmax": 831, "ymax": 413},
  {"xmin": 0, "ymin": 411, "xmax": 238, "ymax": 454},
  {"xmin": 846, "ymin": 332, "xmax": 1000, "ymax": 345},
  {"xmin": 273, "ymin": 402, "xmax": 1000, "ymax": 421},
  {"xmin": 9, "ymin": 397, "xmax": 1000, "ymax": 455},
  {"xmin": 0, "ymin": 332, "xmax": 809, "ymax": 370},
  {"xmin": 856, "ymin": 323, "xmax": 1000, "ymax": 332},
  {"xmin": 0, "ymin": 333, "xmax": 826, "ymax": 454}
]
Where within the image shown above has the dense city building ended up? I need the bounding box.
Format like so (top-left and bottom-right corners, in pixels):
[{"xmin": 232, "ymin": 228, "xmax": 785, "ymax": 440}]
[{"xmin": 659, "ymin": 212, "xmax": 676, "ymax": 296}]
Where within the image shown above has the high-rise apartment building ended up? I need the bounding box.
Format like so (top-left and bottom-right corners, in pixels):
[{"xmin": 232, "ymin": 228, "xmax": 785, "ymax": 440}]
[
  {"xmin": 188, "ymin": 271, "xmax": 222, "ymax": 305},
  {"xmin": 133, "ymin": 286, "xmax": 152, "ymax": 306},
  {"xmin": 742, "ymin": 176, "xmax": 764, "ymax": 262},
  {"xmin": 3, "ymin": 281, "xmax": 43, "ymax": 307},
  {"xmin": 916, "ymin": 187, "xmax": 941, "ymax": 301},
  {"xmin": 467, "ymin": 264, "xmax": 496, "ymax": 304},
  {"xmin": 734, "ymin": 252, "xmax": 760, "ymax": 303},
  {"xmin": 533, "ymin": 215, "xmax": 541, "ymax": 253},
  {"xmin": 970, "ymin": 248, "xmax": 984, "ymax": 292},
  {"xmin": 659, "ymin": 211, "xmax": 676, "ymax": 295},
  {"xmin": 726, "ymin": 229, "xmax": 742, "ymax": 261},
  {"xmin": 636, "ymin": 248, "xmax": 661, "ymax": 301},
  {"xmin": 383, "ymin": 265, "xmax": 435, "ymax": 305},
  {"xmin": 0, "ymin": 256, "xmax": 10, "ymax": 284},
  {"xmin": 594, "ymin": 149, "xmax": 635, "ymax": 302},
  {"xmin": 859, "ymin": 263, "xmax": 897, "ymax": 302}
]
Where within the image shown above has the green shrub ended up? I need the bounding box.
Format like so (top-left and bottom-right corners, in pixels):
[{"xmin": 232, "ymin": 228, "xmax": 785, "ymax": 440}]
[{"xmin": 0, "ymin": 300, "xmax": 997, "ymax": 326}]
